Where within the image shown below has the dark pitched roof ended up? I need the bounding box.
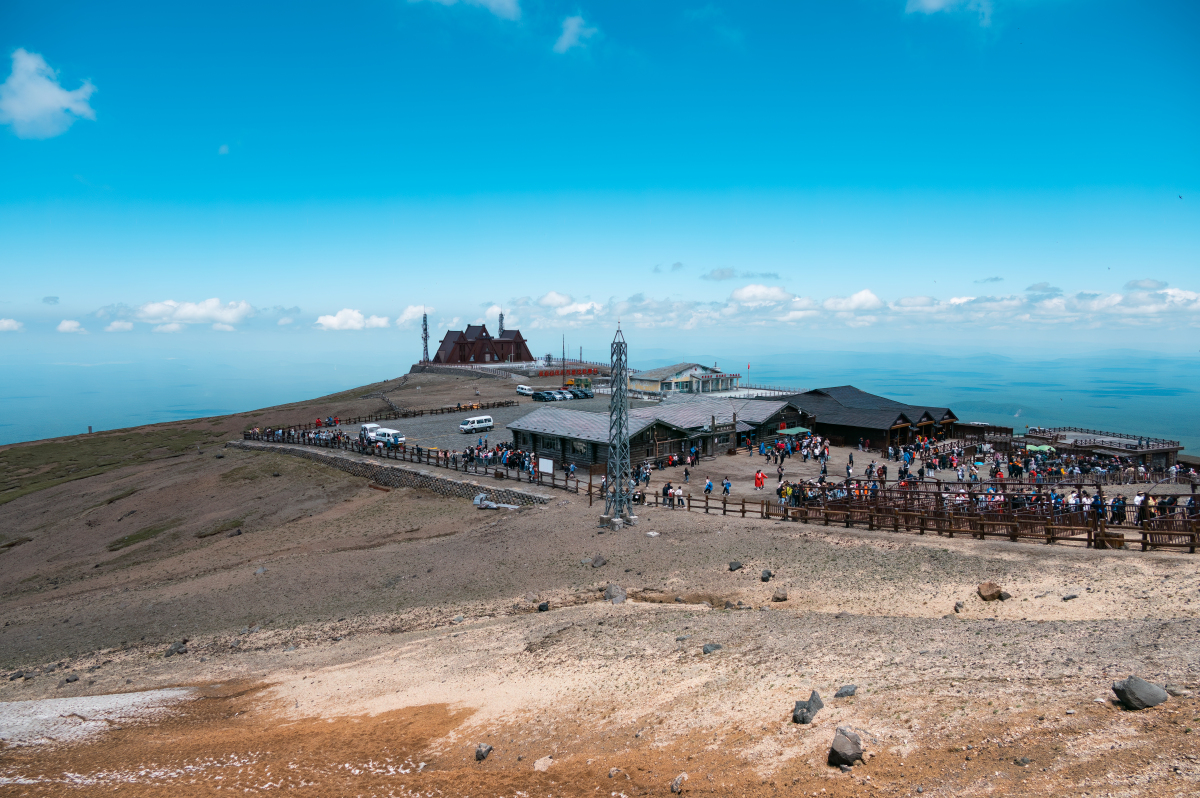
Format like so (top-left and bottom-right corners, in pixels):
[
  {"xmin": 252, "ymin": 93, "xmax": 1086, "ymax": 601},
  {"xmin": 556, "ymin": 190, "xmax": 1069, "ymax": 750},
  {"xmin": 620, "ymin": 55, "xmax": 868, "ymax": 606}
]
[
  {"xmin": 463, "ymin": 324, "xmax": 488, "ymax": 340},
  {"xmin": 642, "ymin": 396, "xmax": 789, "ymax": 431},
  {"xmin": 781, "ymin": 392, "xmax": 914, "ymax": 431},
  {"xmin": 497, "ymin": 330, "xmax": 523, "ymax": 340},
  {"xmin": 508, "ymin": 407, "xmax": 654, "ymax": 443}
]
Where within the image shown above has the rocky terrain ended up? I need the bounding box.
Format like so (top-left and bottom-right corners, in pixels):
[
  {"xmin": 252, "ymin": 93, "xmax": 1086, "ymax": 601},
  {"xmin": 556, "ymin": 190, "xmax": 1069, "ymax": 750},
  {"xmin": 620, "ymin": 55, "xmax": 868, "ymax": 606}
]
[{"xmin": 1, "ymin": 373, "xmax": 1197, "ymax": 797}]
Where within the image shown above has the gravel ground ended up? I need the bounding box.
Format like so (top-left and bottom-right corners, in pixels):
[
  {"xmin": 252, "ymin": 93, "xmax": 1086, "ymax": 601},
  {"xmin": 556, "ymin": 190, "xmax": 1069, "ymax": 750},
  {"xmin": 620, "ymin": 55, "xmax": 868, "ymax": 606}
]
[{"xmin": 2, "ymin": 374, "xmax": 1197, "ymax": 797}]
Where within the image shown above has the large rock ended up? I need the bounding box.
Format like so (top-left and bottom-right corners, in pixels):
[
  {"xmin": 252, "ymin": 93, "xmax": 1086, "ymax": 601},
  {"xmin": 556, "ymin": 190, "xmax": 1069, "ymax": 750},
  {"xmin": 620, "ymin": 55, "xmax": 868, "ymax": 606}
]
[
  {"xmin": 772, "ymin": 586, "xmax": 788, "ymax": 602},
  {"xmin": 702, "ymin": 643, "xmax": 723, "ymax": 655},
  {"xmin": 977, "ymin": 581, "xmax": 1002, "ymax": 602},
  {"xmin": 591, "ymin": 554, "xmax": 607, "ymax": 568},
  {"xmin": 828, "ymin": 726, "xmax": 864, "ymax": 767},
  {"xmin": 729, "ymin": 561, "xmax": 743, "ymax": 572},
  {"xmin": 670, "ymin": 772, "xmax": 688, "ymax": 794},
  {"xmin": 1112, "ymin": 675, "xmax": 1169, "ymax": 710},
  {"xmin": 761, "ymin": 570, "xmax": 773, "ymax": 582},
  {"xmin": 792, "ymin": 690, "xmax": 824, "ymax": 724},
  {"xmin": 834, "ymin": 685, "xmax": 857, "ymax": 698},
  {"xmin": 475, "ymin": 743, "xmax": 493, "ymax": 761},
  {"xmin": 604, "ymin": 583, "xmax": 627, "ymax": 604}
]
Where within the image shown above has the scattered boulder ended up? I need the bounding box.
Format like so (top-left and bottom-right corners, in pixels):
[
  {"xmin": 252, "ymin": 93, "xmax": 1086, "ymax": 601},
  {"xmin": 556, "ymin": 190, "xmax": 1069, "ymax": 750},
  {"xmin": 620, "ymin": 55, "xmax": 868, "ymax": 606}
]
[
  {"xmin": 772, "ymin": 586, "xmax": 788, "ymax": 602},
  {"xmin": 8, "ymin": 671, "xmax": 23, "ymax": 681},
  {"xmin": 828, "ymin": 726, "xmax": 864, "ymax": 767},
  {"xmin": 537, "ymin": 601, "xmax": 550, "ymax": 612},
  {"xmin": 646, "ymin": 530, "xmax": 660, "ymax": 537},
  {"xmin": 1164, "ymin": 684, "xmax": 1192, "ymax": 697},
  {"xmin": 451, "ymin": 615, "xmax": 465, "ymax": 624},
  {"xmin": 164, "ymin": 641, "xmax": 187, "ymax": 657},
  {"xmin": 1112, "ymin": 675, "xmax": 1169, "ymax": 710},
  {"xmin": 580, "ymin": 558, "xmax": 593, "ymax": 566},
  {"xmin": 674, "ymin": 596, "xmax": 684, "ymax": 603},
  {"xmin": 591, "ymin": 555, "xmax": 607, "ymax": 568},
  {"xmin": 604, "ymin": 584, "xmax": 627, "ymax": 605},
  {"xmin": 729, "ymin": 561, "xmax": 742, "ymax": 572},
  {"xmin": 954, "ymin": 601, "xmax": 965, "ymax": 613},
  {"xmin": 475, "ymin": 743, "xmax": 493, "ymax": 761},
  {"xmin": 702, "ymin": 643, "xmax": 723, "ymax": 655},
  {"xmin": 977, "ymin": 581, "xmax": 1002, "ymax": 602},
  {"xmin": 724, "ymin": 601, "xmax": 736, "ymax": 610},
  {"xmin": 1014, "ymin": 756, "xmax": 1032, "ymax": 766},
  {"xmin": 761, "ymin": 570, "xmax": 773, "ymax": 582},
  {"xmin": 533, "ymin": 755, "xmax": 554, "ymax": 771},
  {"xmin": 834, "ymin": 611, "xmax": 851, "ymax": 620},
  {"xmin": 793, "ymin": 690, "xmax": 824, "ymax": 724},
  {"xmin": 834, "ymin": 685, "xmax": 857, "ymax": 698},
  {"xmin": 670, "ymin": 772, "xmax": 688, "ymax": 794},
  {"xmin": 64, "ymin": 674, "xmax": 79, "ymax": 683},
  {"xmin": 1063, "ymin": 594, "xmax": 1078, "ymax": 602},
  {"xmin": 999, "ymin": 591, "xmax": 1012, "ymax": 601},
  {"xmin": 227, "ymin": 529, "xmax": 242, "ymax": 537}
]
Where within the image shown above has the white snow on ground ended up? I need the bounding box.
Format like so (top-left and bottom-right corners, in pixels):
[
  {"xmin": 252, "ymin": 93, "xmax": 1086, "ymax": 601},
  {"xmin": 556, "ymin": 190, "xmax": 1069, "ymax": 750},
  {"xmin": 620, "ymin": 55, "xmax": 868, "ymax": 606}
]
[{"xmin": 0, "ymin": 688, "xmax": 193, "ymax": 747}]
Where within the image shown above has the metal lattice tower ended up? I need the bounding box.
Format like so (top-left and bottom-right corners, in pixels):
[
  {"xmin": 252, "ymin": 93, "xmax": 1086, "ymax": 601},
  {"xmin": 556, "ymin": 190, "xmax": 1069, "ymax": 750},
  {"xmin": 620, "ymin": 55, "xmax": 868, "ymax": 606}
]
[
  {"xmin": 498, "ymin": 310, "xmax": 504, "ymax": 334},
  {"xmin": 421, "ymin": 310, "xmax": 429, "ymax": 363},
  {"xmin": 605, "ymin": 325, "xmax": 633, "ymax": 521}
]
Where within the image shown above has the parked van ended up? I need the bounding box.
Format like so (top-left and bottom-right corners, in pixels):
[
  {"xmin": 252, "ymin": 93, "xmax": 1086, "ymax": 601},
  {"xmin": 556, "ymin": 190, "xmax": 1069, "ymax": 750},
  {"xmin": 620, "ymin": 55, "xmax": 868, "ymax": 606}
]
[
  {"xmin": 516, "ymin": 385, "xmax": 534, "ymax": 396},
  {"xmin": 361, "ymin": 423, "xmax": 381, "ymax": 439},
  {"xmin": 373, "ymin": 428, "xmax": 405, "ymax": 447},
  {"xmin": 459, "ymin": 415, "xmax": 494, "ymax": 434}
]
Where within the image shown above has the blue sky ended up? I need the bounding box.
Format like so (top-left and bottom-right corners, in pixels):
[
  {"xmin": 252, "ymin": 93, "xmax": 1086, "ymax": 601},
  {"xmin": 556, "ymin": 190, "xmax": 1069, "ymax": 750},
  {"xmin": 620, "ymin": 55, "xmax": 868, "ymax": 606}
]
[{"xmin": 2, "ymin": 0, "xmax": 1199, "ymax": 363}]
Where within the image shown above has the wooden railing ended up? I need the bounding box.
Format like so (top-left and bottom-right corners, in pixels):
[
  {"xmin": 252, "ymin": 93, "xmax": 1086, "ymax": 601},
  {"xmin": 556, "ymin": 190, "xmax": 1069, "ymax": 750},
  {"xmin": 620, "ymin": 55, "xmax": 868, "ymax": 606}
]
[{"xmin": 248, "ymin": 399, "xmax": 520, "ymax": 434}]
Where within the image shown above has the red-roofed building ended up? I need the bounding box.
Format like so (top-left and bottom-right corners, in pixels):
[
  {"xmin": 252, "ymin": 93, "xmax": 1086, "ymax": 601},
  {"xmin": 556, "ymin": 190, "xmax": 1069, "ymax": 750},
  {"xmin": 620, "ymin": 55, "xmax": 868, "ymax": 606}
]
[{"xmin": 432, "ymin": 324, "xmax": 534, "ymax": 364}]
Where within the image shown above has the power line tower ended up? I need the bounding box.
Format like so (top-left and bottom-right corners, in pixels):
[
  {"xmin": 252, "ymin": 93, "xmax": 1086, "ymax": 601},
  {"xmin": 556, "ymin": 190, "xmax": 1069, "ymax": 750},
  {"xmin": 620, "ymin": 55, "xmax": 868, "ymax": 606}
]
[
  {"xmin": 421, "ymin": 309, "xmax": 429, "ymax": 363},
  {"xmin": 604, "ymin": 325, "xmax": 633, "ymax": 523},
  {"xmin": 498, "ymin": 310, "xmax": 504, "ymax": 335}
]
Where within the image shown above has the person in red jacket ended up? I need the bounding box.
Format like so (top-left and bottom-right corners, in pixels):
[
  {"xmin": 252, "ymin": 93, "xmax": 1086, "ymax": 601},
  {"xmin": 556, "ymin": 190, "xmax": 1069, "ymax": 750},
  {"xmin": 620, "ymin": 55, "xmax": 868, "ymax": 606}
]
[{"xmin": 754, "ymin": 469, "xmax": 765, "ymax": 490}]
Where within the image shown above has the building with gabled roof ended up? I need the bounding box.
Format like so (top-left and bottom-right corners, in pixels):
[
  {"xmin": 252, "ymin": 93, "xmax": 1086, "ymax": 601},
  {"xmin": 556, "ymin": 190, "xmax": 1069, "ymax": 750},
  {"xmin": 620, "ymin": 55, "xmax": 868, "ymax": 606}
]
[
  {"xmin": 628, "ymin": 362, "xmax": 741, "ymax": 394},
  {"xmin": 770, "ymin": 386, "xmax": 958, "ymax": 449},
  {"xmin": 432, "ymin": 324, "xmax": 534, "ymax": 364}
]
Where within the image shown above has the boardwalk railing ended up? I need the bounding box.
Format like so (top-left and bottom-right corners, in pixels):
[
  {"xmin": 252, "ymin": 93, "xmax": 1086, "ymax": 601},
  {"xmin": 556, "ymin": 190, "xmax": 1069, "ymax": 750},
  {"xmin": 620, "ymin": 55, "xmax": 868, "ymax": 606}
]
[
  {"xmin": 242, "ymin": 430, "xmax": 585, "ymax": 494},
  {"xmin": 250, "ymin": 399, "xmax": 520, "ymax": 434}
]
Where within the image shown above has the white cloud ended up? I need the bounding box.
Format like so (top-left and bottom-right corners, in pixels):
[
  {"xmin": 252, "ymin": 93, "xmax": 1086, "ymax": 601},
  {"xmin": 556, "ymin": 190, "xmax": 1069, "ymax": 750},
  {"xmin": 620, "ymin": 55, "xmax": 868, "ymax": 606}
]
[
  {"xmin": 554, "ymin": 15, "xmax": 598, "ymax": 53},
  {"xmin": 314, "ymin": 309, "xmax": 388, "ymax": 330},
  {"xmin": 0, "ymin": 318, "xmax": 23, "ymax": 332},
  {"xmin": 154, "ymin": 322, "xmax": 183, "ymax": 333},
  {"xmin": 277, "ymin": 317, "xmax": 294, "ymax": 326},
  {"xmin": 905, "ymin": 0, "xmax": 993, "ymax": 26},
  {"xmin": 137, "ymin": 298, "xmax": 254, "ymax": 326},
  {"xmin": 538, "ymin": 291, "xmax": 573, "ymax": 308},
  {"xmin": 418, "ymin": 0, "xmax": 520, "ymax": 21},
  {"xmin": 556, "ymin": 301, "xmax": 604, "ymax": 316},
  {"xmin": 1125, "ymin": 278, "xmax": 1167, "ymax": 291},
  {"xmin": 212, "ymin": 323, "xmax": 236, "ymax": 332},
  {"xmin": 57, "ymin": 319, "xmax": 86, "ymax": 333},
  {"xmin": 730, "ymin": 284, "xmax": 794, "ymax": 306},
  {"xmin": 396, "ymin": 305, "xmax": 428, "ymax": 327},
  {"xmin": 824, "ymin": 289, "xmax": 884, "ymax": 312},
  {"xmin": 104, "ymin": 320, "xmax": 133, "ymax": 332},
  {"xmin": 0, "ymin": 49, "xmax": 96, "ymax": 139}
]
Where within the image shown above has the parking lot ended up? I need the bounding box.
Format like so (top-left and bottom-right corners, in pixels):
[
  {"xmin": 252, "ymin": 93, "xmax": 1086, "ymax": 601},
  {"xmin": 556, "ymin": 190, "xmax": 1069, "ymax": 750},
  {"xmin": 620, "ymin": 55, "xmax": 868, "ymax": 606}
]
[{"xmin": 361, "ymin": 395, "xmax": 656, "ymax": 452}]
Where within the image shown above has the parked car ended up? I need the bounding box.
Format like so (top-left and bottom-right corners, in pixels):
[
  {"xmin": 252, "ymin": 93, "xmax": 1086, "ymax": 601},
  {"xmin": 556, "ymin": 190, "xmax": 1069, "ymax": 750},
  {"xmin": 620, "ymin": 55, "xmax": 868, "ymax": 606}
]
[
  {"xmin": 555, "ymin": 390, "xmax": 573, "ymax": 400},
  {"xmin": 459, "ymin": 415, "xmax": 494, "ymax": 433},
  {"xmin": 568, "ymin": 388, "xmax": 588, "ymax": 399},
  {"xmin": 516, "ymin": 384, "xmax": 534, "ymax": 396},
  {"xmin": 532, "ymin": 391, "xmax": 552, "ymax": 401},
  {"xmin": 372, "ymin": 428, "xmax": 405, "ymax": 447}
]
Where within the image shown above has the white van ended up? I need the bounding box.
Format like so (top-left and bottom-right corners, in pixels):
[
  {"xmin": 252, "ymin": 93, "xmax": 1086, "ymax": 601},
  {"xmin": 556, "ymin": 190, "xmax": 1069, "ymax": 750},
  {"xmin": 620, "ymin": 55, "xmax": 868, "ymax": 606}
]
[
  {"xmin": 459, "ymin": 415, "xmax": 494, "ymax": 434},
  {"xmin": 361, "ymin": 423, "xmax": 381, "ymax": 439},
  {"xmin": 516, "ymin": 385, "xmax": 534, "ymax": 396},
  {"xmin": 373, "ymin": 428, "xmax": 405, "ymax": 446}
]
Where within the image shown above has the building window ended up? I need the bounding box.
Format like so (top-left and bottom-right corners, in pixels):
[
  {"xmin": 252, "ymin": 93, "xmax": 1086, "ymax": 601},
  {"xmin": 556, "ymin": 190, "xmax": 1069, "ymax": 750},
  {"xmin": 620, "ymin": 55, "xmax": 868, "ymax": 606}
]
[
  {"xmin": 572, "ymin": 440, "xmax": 588, "ymax": 455},
  {"xmin": 717, "ymin": 434, "xmax": 730, "ymax": 444}
]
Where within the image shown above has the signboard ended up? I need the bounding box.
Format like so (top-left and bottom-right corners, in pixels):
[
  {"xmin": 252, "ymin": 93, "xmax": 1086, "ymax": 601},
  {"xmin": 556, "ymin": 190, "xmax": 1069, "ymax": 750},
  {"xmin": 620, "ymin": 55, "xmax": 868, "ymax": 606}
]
[{"xmin": 539, "ymin": 457, "xmax": 555, "ymax": 476}]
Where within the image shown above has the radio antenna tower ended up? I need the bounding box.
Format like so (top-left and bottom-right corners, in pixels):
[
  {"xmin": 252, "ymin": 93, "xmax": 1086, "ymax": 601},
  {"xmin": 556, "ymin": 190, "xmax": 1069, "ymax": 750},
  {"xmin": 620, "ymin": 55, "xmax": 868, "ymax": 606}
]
[
  {"xmin": 421, "ymin": 307, "xmax": 429, "ymax": 363},
  {"xmin": 498, "ymin": 309, "xmax": 504, "ymax": 334},
  {"xmin": 604, "ymin": 325, "xmax": 632, "ymax": 523}
]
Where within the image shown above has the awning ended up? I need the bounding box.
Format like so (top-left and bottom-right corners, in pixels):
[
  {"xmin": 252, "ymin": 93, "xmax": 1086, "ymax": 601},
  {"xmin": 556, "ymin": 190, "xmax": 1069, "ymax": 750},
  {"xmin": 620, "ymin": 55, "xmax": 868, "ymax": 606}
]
[
  {"xmin": 778, "ymin": 426, "xmax": 811, "ymax": 435},
  {"xmin": 1026, "ymin": 444, "xmax": 1056, "ymax": 451}
]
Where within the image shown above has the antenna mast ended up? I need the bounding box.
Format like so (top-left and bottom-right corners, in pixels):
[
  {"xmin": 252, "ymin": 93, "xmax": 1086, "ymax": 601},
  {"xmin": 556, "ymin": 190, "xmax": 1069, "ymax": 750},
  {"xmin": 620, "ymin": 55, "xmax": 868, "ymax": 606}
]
[
  {"xmin": 603, "ymin": 325, "xmax": 633, "ymax": 524},
  {"xmin": 421, "ymin": 308, "xmax": 429, "ymax": 363}
]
